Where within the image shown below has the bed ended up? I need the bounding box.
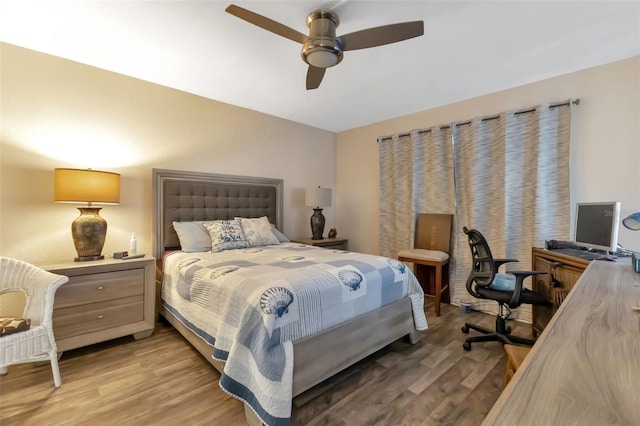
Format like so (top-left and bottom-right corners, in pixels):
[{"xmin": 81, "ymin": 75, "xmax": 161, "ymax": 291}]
[{"xmin": 152, "ymin": 168, "xmax": 427, "ymax": 426}]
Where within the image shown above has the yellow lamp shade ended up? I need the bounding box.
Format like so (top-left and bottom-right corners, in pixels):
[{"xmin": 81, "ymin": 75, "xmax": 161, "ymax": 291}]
[{"xmin": 54, "ymin": 168, "xmax": 120, "ymax": 204}]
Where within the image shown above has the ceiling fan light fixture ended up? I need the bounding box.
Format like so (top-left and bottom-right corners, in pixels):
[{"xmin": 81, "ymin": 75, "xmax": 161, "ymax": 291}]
[
  {"xmin": 302, "ymin": 11, "xmax": 343, "ymax": 68},
  {"xmin": 302, "ymin": 41, "xmax": 343, "ymax": 68},
  {"xmin": 307, "ymin": 50, "xmax": 339, "ymax": 67}
]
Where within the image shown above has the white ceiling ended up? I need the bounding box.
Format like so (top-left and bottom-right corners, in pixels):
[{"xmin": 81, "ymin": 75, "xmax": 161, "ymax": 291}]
[{"xmin": 1, "ymin": 1, "xmax": 639, "ymax": 132}]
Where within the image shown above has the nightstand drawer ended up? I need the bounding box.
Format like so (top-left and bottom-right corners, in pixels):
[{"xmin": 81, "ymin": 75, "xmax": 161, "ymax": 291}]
[
  {"xmin": 292, "ymin": 237, "xmax": 349, "ymax": 250},
  {"xmin": 53, "ymin": 295, "xmax": 144, "ymax": 339},
  {"xmin": 55, "ymin": 268, "xmax": 144, "ymax": 308},
  {"xmin": 318, "ymin": 241, "xmax": 347, "ymax": 250}
]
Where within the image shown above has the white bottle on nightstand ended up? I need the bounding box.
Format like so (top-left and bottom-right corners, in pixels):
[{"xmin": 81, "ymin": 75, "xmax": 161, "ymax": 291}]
[{"xmin": 129, "ymin": 233, "xmax": 137, "ymax": 256}]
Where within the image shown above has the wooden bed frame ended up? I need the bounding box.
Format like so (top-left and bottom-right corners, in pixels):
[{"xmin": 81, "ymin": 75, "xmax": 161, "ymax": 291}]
[{"xmin": 152, "ymin": 168, "xmax": 421, "ymax": 425}]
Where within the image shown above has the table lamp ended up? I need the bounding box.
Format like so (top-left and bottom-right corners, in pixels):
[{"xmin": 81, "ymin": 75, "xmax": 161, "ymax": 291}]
[
  {"xmin": 622, "ymin": 212, "xmax": 640, "ymax": 231},
  {"xmin": 54, "ymin": 168, "xmax": 120, "ymax": 261},
  {"xmin": 305, "ymin": 186, "xmax": 332, "ymax": 240},
  {"xmin": 622, "ymin": 212, "xmax": 640, "ymax": 273}
]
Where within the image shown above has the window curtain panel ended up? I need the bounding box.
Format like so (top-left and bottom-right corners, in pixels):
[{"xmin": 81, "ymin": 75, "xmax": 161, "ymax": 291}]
[
  {"xmin": 379, "ymin": 127, "xmax": 455, "ymax": 260},
  {"xmin": 451, "ymin": 102, "xmax": 572, "ymax": 321}
]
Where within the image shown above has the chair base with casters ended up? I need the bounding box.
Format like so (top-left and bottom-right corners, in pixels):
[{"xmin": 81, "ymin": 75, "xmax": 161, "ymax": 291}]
[
  {"xmin": 0, "ymin": 257, "xmax": 69, "ymax": 388},
  {"xmin": 460, "ymin": 227, "xmax": 552, "ymax": 351},
  {"xmin": 461, "ymin": 303, "xmax": 536, "ymax": 351}
]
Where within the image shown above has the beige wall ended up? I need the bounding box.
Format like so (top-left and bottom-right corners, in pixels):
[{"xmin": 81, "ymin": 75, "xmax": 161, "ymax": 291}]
[
  {"xmin": 337, "ymin": 56, "xmax": 640, "ymax": 254},
  {"xmin": 2, "ymin": 42, "xmax": 638, "ymax": 264},
  {"xmin": 0, "ymin": 43, "xmax": 336, "ymax": 263}
]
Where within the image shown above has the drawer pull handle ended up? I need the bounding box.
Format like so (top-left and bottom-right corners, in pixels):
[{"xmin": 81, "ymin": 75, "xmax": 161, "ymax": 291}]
[
  {"xmin": 97, "ymin": 286, "xmax": 104, "ymax": 290},
  {"xmin": 97, "ymin": 315, "xmax": 104, "ymax": 319}
]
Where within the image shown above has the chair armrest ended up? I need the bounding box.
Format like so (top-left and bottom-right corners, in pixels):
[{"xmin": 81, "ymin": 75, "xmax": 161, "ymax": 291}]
[
  {"xmin": 508, "ymin": 270, "xmax": 547, "ymax": 282},
  {"xmin": 506, "ymin": 270, "xmax": 546, "ymax": 308}
]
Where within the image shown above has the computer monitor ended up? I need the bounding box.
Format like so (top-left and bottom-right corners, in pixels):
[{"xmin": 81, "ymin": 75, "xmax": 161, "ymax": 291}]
[{"xmin": 573, "ymin": 201, "xmax": 621, "ymax": 253}]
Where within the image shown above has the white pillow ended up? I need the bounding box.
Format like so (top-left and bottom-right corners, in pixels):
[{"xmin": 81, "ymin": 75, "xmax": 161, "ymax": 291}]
[
  {"xmin": 270, "ymin": 224, "xmax": 290, "ymax": 243},
  {"xmin": 204, "ymin": 219, "xmax": 249, "ymax": 252},
  {"xmin": 172, "ymin": 221, "xmax": 212, "ymax": 252},
  {"xmin": 237, "ymin": 216, "xmax": 280, "ymax": 247}
]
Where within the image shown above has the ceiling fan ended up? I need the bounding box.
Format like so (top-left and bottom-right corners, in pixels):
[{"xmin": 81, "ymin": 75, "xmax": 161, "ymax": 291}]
[{"xmin": 225, "ymin": 4, "xmax": 424, "ymax": 90}]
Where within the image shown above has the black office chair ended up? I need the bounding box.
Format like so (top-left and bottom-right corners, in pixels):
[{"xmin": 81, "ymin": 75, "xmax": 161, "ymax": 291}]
[{"xmin": 461, "ymin": 227, "xmax": 551, "ymax": 351}]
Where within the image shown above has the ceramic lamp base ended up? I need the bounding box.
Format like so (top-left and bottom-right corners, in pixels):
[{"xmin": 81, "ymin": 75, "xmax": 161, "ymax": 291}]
[
  {"xmin": 72, "ymin": 207, "xmax": 107, "ymax": 262},
  {"xmin": 310, "ymin": 207, "xmax": 325, "ymax": 240}
]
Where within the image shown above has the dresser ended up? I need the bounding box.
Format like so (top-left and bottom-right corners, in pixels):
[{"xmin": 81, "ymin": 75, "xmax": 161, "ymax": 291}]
[
  {"xmin": 531, "ymin": 248, "xmax": 589, "ymax": 335},
  {"xmin": 43, "ymin": 257, "xmax": 156, "ymax": 353}
]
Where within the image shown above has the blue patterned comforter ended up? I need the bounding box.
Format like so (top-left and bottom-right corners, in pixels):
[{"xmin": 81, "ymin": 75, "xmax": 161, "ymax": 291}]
[{"xmin": 161, "ymin": 242, "xmax": 427, "ymax": 425}]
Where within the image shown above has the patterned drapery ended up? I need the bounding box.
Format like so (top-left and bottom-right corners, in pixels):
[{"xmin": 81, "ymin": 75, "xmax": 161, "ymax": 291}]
[
  {"xmin": 378, "ymin": 127, "xmax": 455, "ymax": 259},
  {"xmin": 451, "ymin": 104, "xmax": 572, "ymax": 320},
  {"xmin": 379, "ymin": 102, "xmax": 573, "ymax": 322}
]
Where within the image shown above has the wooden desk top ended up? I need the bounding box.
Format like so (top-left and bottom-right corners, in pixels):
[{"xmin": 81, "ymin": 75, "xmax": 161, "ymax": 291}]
[{"xmin": 483, "ymin": 260, "xmax": 640, "ymax": 425}]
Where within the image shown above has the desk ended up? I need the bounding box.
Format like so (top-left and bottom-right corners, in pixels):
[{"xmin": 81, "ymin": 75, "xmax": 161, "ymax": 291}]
[
  {"xmin": 531, "ymin": 248, "xmax": 590, "ymax": 334},
  {"xmin": 483, "ymin": 260, "xmax": 640, "ymax": 425}
]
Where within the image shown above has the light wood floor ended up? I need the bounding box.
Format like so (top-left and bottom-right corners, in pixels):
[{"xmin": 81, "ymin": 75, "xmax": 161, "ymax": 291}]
[{"xmin": 0, "ymin": 300, "xmax": 534, "ymax": 425}]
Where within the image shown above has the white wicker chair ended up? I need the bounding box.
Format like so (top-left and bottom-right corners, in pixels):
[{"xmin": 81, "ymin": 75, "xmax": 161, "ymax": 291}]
[{"xmin": 0, "ymin": 257, "xmax": 68, "ymax": 387}]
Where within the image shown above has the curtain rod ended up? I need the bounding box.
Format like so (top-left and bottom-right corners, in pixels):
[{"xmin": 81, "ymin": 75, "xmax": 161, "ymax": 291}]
[{"xmin": 377, "ymin": 98, "xmax": 580, "ymax": 142}]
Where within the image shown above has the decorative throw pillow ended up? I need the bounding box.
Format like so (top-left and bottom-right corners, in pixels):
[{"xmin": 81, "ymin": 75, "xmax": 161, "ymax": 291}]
[
  {"xmin": 172, "ymin": 221, "xmax": 212, "ymax": 252},
  {"xmin": 205, "ymin": 219, "xmax": 249, "ymax": 252},
  {"xmin": 237, "ymin": 216, "xmax": 280, "ymax": 247},
  {"xmin": 489, "ymin": 273, "xmax": 516, "ymax": 291},
  {"xmin": 270, "ymin": 224, "xmax": 290, "ymax": 243},
  {"xmin": 0, "ymin": 316, "xmax": 31, "ymax": 337}
]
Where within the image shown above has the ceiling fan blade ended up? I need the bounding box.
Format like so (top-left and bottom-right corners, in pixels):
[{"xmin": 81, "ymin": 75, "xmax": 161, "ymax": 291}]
[
  {"xmin": 306, "ymin": 66, "xmax": 326, "ymax": 90},
  {"xmin": 339, "ymin": 21, "xmax": 424, "ymax": 51},
  {"xmin": 225, "ymin": 4, "xmax": 308, "ymax": 44}
]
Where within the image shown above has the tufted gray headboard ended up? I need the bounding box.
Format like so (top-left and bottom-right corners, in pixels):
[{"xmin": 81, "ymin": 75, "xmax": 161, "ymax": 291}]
[{"xmin": 152, "ymin": 169, "xmax": 283, "ymax": 258}]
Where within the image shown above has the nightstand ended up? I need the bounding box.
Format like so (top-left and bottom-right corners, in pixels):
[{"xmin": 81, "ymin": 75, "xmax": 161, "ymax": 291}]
[
  {"xmin": 292, "ymin": 237, "xmax": 349, "ymax": 250},
  {"xmin": 41, "ymin": 256, "xmax": 156, "ymax": 353}
]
